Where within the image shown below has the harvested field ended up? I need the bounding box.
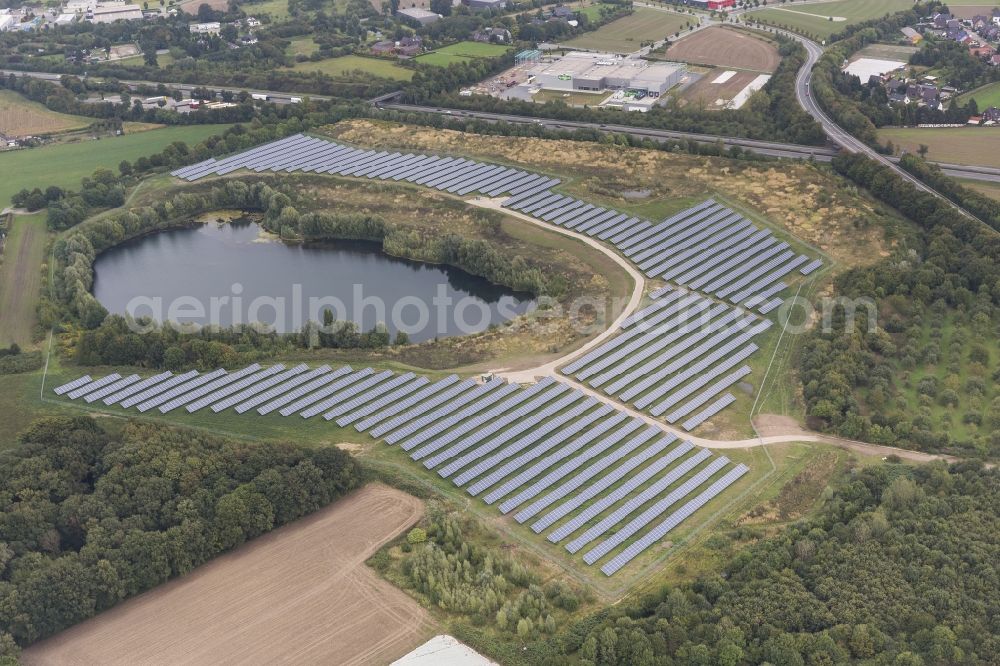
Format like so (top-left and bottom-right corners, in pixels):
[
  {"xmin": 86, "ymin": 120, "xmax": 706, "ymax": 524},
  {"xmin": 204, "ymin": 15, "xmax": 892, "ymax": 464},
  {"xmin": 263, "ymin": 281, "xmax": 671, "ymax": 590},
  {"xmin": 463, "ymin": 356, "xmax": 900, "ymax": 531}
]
[
  {"xmin": 878, "ymin": 126, "xmax": 1000, "ymax": 169},
  {"xmin": 678, "ymin": 69, "xmax": 761, "ymax": 110},
  {"xmin": 666, "ymin": 27, "xmax": 780, "ymax": 73},
  {"xmin": 23, "ymin": 484, "xmax": 434, "ymax": 666},
  {"xmin": 0, "ymin": 90, "xmax": 91, "ymax": 137},
  {"xmin": 325, "ymin": 119, "xmax": 904, "ymax": 268}
]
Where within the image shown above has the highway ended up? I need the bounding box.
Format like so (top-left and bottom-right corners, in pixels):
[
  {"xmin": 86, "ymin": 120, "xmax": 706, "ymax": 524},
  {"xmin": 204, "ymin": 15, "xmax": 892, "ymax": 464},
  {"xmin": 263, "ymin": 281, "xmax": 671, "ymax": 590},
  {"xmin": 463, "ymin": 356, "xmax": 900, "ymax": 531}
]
[{"xmin": 6, "ymin": 47, "xmax": 1000, "ymax": 186}]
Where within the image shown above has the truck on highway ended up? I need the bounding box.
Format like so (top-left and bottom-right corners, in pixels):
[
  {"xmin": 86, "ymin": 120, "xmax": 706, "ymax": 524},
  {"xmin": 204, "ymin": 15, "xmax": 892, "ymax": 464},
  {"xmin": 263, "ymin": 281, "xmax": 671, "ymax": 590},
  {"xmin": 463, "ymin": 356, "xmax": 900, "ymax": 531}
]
[{"xmin": 251, "ymin": 93, "xmax": 269, "ymax": 101}]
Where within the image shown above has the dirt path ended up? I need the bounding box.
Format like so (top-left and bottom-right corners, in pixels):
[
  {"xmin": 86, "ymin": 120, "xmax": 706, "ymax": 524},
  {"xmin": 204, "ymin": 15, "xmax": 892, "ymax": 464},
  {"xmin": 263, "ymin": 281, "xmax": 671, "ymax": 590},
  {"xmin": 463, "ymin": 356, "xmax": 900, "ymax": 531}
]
[
  {"xmin": 23, "ymin": 483, "xmax": 435, "ymax": 666},
  {"xmin": 472, "ymin": 199, "xmax": 966, "ymax": 467},
  {"xmin": 469, "ymin": 197, "xmax": 646, "ymax": 384}
]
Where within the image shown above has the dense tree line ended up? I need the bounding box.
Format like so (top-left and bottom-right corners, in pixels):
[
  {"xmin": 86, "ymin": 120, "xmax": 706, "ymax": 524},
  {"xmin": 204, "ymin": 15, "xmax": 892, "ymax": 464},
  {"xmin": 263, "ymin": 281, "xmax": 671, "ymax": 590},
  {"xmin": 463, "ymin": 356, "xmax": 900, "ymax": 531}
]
[
  {"xmin": 799, "ymin": 152, "xmax": 1000, "ymax": 458},
  {"xmin": 419, "ymin": 39, "xmax": 825, "ymax": 145},
  {"xmin": 0, "ymin": 344, "xmax": 43, "ymax": 375},
  {"xmin": 896, "ymin": 154, "xmax": 1000, "ymax": 232},
  {"xmin": 0, "ymin": 416, "xmax": 362, "ymax": 657},
  {"xmin": 556, "ymin": 461, "xmax": 998, "ymax": 665}
]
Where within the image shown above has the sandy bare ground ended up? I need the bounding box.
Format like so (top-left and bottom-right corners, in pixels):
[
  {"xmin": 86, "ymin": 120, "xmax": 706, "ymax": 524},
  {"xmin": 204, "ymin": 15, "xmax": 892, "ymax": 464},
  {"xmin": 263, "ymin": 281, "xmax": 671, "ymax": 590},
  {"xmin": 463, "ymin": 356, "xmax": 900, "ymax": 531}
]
[
  {"xmin": 23, "ymin": 484, "xmax": 434, "ymax": 666},
  {"xmin": 667, "ymin": 27, "xmax": 780, "ymax": 73}
]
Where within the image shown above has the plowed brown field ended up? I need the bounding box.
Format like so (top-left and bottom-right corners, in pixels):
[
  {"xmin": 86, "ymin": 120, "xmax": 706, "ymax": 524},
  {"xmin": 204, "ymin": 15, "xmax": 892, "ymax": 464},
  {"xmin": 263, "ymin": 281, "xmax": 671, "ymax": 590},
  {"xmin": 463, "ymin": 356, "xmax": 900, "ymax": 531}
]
[
  {"xmin": 23, "ymin": 484, "xmax": 433, "ymax": 666},
  {"xmin": 667, "ymin": 27, "xmax": 780, "ymax": 73}
]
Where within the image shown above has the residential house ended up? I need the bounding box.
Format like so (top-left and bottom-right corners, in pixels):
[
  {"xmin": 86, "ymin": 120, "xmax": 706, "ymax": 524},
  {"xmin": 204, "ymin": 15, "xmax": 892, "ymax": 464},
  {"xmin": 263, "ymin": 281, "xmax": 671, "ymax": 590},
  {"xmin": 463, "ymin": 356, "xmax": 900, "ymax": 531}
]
[
  {"xmin": 969, "ymin": 43, "xmax": 995, "ymax": 58},
  {"xmin": 983, "ymin": 106, "xmax": 1000, "ymax": 123},
  {"xmin": 370, "ymin": 39, "xmax": 395, "ymax": 55},
  {"xmin": 472, "ymin": 26, "xmax": 511, "ymax": 43}
]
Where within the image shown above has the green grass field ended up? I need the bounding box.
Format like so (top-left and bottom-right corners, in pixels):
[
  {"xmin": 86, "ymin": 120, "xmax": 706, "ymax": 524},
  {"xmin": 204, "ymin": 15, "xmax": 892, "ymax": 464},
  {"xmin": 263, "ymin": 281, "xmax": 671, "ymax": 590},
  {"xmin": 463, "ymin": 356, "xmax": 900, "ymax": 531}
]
[
  {"xmin": 0, "ymin": 212, "xmax": 46, "ymax": 347},
  {"xmin": 958, "ymin": 81, "xmax": 1000, "ymax": 109},
  {"xmin": 290, "ymin": 55, "xmax": 414, "ymax": 80},
  {"xmin": 564, "ymin": 8, "xmax": 692, "ymax": 52},
  {"xmin": 878, "ymin": 127, "xmax": 1000, "ymax": 169},
  {"xmin": 240, "ymin": 0, "xmax": 290, "ymax": 20},
  {"xmin": 287, "ymin": 36, "xmax": 320, "ymax": 58},
  {"xmin": 413, "ymin": 41, "xmax": 509, "ymax": 67},
  {"xmin": 0, "ymin": 124, "xmax": 231, "ymax": 208},
  {"xmin": 749, "ymin": 0, "xmax": 915, "ymax": 41},
  {"xmin": 116, "ymin": 52, "xmax": 176, "ymax": 68}
]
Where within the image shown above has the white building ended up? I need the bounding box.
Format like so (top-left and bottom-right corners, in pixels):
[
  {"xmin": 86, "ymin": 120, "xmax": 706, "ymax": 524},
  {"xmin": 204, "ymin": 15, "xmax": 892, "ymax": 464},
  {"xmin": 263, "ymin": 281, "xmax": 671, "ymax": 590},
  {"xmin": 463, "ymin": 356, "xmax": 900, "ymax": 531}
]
[
  {"xmin": 65, "ymin": 0, "xmax": 96, "ymax": 13},
  {"xmin": 55, "ymin": 13, "xmax": 77, "ymax": 24},
  {"xmin": 0, "ymin": 14, "xmax": 15, "ymax": 32},
  {"xmin": 189, "ymin": 21, "xmax": 221, "ymax": 35}
]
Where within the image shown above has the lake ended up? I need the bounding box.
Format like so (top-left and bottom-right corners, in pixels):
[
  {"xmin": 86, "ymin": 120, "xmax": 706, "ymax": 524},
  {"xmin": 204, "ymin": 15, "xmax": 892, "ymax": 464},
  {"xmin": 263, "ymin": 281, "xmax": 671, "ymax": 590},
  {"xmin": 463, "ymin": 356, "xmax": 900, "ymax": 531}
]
[{"xmin": 92, "ymin": 221, "xmax": 534, "ymax": 342}]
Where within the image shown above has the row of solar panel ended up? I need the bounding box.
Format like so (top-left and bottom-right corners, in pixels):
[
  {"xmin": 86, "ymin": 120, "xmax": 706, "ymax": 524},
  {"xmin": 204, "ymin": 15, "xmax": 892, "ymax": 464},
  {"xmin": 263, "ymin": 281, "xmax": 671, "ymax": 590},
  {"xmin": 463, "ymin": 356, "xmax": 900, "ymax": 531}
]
[
  {"xmin": 170, "ymin": 134, "xmax": 558, "ymax": 200},
  {"xmin": 348, "ymin": 376, "xmax": 749, "ymax": 576},
  {"xmin": 561, "ymin": 290, "xmax": 769, "ymax": 429},
  {"xmin": 501, "ymin": 193, "xmax": 822, "ymax": 314},
  {"xmin": 53, "ymin": 367, "xmax": 749, "ymax": 574}
]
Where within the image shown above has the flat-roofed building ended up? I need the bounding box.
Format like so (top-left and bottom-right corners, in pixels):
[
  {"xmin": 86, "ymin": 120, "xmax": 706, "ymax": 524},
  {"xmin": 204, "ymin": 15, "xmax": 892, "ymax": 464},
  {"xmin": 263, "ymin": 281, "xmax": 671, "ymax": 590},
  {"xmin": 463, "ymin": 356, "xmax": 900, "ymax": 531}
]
[
  {"xmin": 87, "ymin": 2, "xmax": 143, "ymax": 23},
  {"xmin": 530, "ymin": 51, "xmax": 684, "ymax": 96},
  {"xmin": 397, "ymin": 7, "xmax": 440, "ymax": 25}
]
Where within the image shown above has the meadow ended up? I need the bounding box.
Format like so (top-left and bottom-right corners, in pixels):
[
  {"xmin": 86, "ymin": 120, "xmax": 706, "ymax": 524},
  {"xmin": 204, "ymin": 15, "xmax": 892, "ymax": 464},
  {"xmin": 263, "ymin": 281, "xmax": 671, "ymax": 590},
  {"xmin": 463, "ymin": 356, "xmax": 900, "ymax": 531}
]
[
  {"xmin": 0, "ymin": 124, "xmax": 231, "ymax": 207},
  {"xmin": 878, "ymin": 126, "xmax": 1000, "ymax": 169},
  {"xmin": 564, "ymin": 8, "xmax": 692, "ymax": 52},
  {"xmin": 0, "ymin": 90, "xmax": 92, "ymax": 136},
  {"xmin": 0, "ymin": 212, "xmax": 46, "ymax": 347},
  {"xmin": 290, "ymin": 54, "xmax": 414, "ymax": 80},
  {"xmin": 414, "ymin": 41, "xmax": 509, "ymax": 67},
  {"xmin": 749, "ymin": 0, "xmax": 915, "ymax": 41}
]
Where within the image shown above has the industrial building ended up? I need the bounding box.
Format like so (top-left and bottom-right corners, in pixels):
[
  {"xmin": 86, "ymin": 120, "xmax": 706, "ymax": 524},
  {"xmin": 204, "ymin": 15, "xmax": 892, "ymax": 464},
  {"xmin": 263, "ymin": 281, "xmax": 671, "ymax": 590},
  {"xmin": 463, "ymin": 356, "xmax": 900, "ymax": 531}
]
[
  {"xmin": 397, "ymin": 7, "xmax": 440, "ymax": 26},
  {"xmin": 87, "ymin": 2, "xmax": 143, "ymax": 23},
  {"xmin": 530, "ymin": 52, "xmax": 685, "ymax": 98}
]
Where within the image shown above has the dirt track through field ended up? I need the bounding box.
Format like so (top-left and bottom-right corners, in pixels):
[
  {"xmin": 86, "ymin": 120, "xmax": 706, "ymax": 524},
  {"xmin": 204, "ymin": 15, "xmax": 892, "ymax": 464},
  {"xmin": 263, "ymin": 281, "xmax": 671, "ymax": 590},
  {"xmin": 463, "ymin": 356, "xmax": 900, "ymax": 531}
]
[
  {"xmin": 667, "ymin": 27, "xmax": 780, "ymax": 73},
  {"xmin": 23, "ymin": 484, "xmax": 433, "ymax": 666},
  {"xmin": 0, "ymin": 214, "xmax": 45, "ymax": 347}
]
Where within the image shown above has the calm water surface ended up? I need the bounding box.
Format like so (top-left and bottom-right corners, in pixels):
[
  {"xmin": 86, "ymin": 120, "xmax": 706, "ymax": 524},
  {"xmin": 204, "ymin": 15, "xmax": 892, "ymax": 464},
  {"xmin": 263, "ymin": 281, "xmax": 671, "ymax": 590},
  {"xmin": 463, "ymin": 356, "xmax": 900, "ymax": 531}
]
[{"xmin": 92, "ymin": 222, "xmax": 534, "ymax": 341}]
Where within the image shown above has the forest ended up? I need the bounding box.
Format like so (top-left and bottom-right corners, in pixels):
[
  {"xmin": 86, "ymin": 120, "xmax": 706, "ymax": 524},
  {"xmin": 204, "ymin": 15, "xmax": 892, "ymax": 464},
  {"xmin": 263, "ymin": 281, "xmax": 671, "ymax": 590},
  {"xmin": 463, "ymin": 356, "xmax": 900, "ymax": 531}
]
[
  {"xmin": 798, "ymin": 152, "xmax": 1000, "ymax": 459},
  {"xmin": 560, "ymin": 461, "xmax": 999, "ymax": 665},
  {"xmin": 0, "ymin": 416, "xmax": 363, "ymax": 658}
]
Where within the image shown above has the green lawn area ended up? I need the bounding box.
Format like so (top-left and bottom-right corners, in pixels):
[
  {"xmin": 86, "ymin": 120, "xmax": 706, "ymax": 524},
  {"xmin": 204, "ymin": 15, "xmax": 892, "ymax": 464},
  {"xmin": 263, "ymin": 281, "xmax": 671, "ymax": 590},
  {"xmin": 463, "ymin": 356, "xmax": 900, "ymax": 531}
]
[
  {"xmin": 533, "ymin": 89, "xmax": 611, "ymax": 107},
  {"xmin": 287, "ymin": 36, "xmax": 320, "ymax": 57},
  {"xmin": 749, "ymin": 0, "xmax": 915, "ymax": 41},
  {"xmin": 0, "ymin": 212, "xmax": 46, "ymax": 348},
  {"xmin": 0, "ymin": 124, "xmax": 231, "ymax": 208},
  {"xmin": 957, "ymin": 81, "xmax": 1000, "ymax": 109},
  {"xmin": 117, "ymin": 52, "xmax": 176, "ymax": 68},
  {"xmin": 564, "ymin": 8, "xmax": 692, "ymax": 52},
  {"xmin": 878, "ymin": 126, "xmax": 1000, "ymax": 169},
  {"xmin": 289, "ymin": 55, "xmax": 414, "ymax": 81},
  {"xmin": 240, "ymin": 0, "xmax": 290, "ymax": 20},
  {"xmin": 414, "ymin": 41, "xmax": 510, "ymax": 67},
  {"xmin": 577, "ymin": 1, "xmax": 615, "ymax": 21}
]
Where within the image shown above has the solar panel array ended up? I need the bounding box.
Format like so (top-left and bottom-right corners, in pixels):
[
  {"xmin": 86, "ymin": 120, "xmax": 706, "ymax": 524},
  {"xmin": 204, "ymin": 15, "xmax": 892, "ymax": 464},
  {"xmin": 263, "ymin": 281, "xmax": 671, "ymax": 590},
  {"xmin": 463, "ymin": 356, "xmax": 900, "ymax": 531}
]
[
  {"xmin": 54, "ymin": 366, "xmax": 750, "ymax": 575},
  {"xmin": 171, "ymin": 134, "xmax": 557, "ymax": 199},
  {"xmin": 561, "ymin": 286, "xmax": 770, "ymax": 430},
  {"xmin": 502, "ymin": 195, "xmax": 821, "ymax": 315}
]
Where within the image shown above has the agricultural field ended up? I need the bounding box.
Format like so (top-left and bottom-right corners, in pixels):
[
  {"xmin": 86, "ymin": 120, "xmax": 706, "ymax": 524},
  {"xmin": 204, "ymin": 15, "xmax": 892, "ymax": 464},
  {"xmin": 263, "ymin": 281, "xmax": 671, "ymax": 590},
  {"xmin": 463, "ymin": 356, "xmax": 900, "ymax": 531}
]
[
  {"xmin": 290, "ymin": 54, "xmax": 414, "ymax": 80},
  {"xmin": 666, "ymin": 27, "xmax": 781, "ymax": 73},
  {"xmin": 413, "ymin": 41, "xmax": 509, "ymax": 67},
  {"xmin": 21, "ymin": 484, "xmax": 433, "ymax": 665},
  {"xmin": 960, "ymin": 177, "xmax": 1000, "ymax": 202},
  {"xmin": 0, "ymin": 90, "xmax": 92, "ymax": 137},
  {"xmin": 0, "ymin": 124, "xmax": 231, "ymax": 207},
  {"xmin": 564, "ymin": 8, "xmax": 693, "ymax": 53},
  {"xmin": 236, "ymin": 0, "xmax": 291, "ymax": 20},
  {"xmin": 948, "ymin": 2, "xmax": 1000, "ymax": 19},
  {"xmin": 958, "ymin": 81, "xmax": 1000, "ymax": 109},
  {"xmin": 748, "ymin": 0, "xmax": 915, "ymax": 41},
  {"xmin": 0, "ymin": 212, "xmax": 46, "ymax": 347},
  {"xmin": 878, "ymin": 126, "xmax": 1000, "ymax": 169}
]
